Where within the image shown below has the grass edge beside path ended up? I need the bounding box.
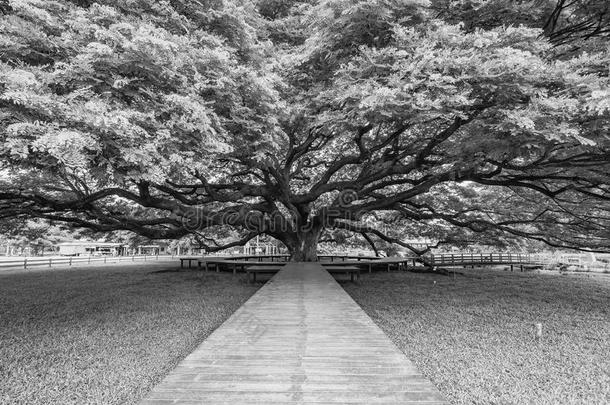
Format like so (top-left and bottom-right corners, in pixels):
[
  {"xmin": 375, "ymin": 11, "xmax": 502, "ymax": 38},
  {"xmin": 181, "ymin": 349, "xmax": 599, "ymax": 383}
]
[
  {"xmin": 343, "ymin": 269, "xmax": 610, "ymax": 405},
  {"xmin": 0, "ymin": 263, "xmax": 259, "ymax": 405}
]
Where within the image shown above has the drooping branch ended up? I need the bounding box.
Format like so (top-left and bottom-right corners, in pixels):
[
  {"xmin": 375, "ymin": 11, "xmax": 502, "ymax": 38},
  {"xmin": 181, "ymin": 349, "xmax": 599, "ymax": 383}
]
[
  {"xmin": 360, "ymin": 232, "xmax": 380, "ymax": 257},
  {"xmin": 333, "ymin": 220, "xmax": 431, "ymax": 256},
  {"xmin": 543, "ymin": 0, "xmax": 610, "ymax": 45},
  {"xmin": 194, "ymin": 231, "xmax": 262, "ymax": 253}
]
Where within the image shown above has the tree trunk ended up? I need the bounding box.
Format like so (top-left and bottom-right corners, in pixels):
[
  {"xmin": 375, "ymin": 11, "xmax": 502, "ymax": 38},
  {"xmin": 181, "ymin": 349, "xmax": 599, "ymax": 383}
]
[{"xmin": 289, "ymin": 230, "xmax": 320, "ymax": 262}]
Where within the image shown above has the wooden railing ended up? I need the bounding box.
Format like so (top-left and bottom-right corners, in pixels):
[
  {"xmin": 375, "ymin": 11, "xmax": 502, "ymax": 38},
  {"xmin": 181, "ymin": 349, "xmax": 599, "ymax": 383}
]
[
  {"xmin": 0, "ymin": 254, "xmax": 175, "ymax": 270},
  {"xmin": 426, "ymin": 252, "xmax": 542, "ymax": 266}
]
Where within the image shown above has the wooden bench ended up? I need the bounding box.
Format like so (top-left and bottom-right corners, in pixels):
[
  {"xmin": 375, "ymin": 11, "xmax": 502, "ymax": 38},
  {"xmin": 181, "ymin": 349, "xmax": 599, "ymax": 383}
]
[
  {"xmin": 179, "ymin": 257, "xmax": 200, "ymax": 269},
  {"xmin": 322, "ymin": 261, "xmax": 377, "ymax": 274},
  {"xmin": 324, "ymin": 266, "xmax": 361, "ymax": 282},
  {"xmin": 198, "ymin": 260, "xmax": 216, "ymax": 272},
  {"xmin": 201, "ymin": 260, "xmax": 285, "ymax": 274},
  {"xmin": 513, "ymin": 264, "xmax": 543, "ymax": 272},
  {"xmin": 245, "ymin": 265, "xmax": 281, "ymax": 283},
  {"xmin": 362, "ymin": 258, "xmax": 413, "ymax": 273},
  {"xmin": 199, "ymin": 259, "xmax": 247, "ymax": 273}
]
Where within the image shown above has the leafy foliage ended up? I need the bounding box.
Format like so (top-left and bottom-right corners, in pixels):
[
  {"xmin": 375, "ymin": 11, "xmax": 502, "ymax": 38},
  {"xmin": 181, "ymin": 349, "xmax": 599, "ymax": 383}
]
[
  {"xmin": 0, "ymin": 218, "xmax": 86, "ymax": 254},
  {"xmin": 1, "ymin": 0, "xmax": 609, "ymax": 260}
]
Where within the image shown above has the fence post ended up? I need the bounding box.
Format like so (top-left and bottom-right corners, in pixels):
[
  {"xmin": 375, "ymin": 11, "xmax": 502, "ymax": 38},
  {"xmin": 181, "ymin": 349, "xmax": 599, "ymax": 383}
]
[
  {"xmin": 24, "ymin": 258, "xmax": 27, "ymax": 270},
  {"xmin": 49, "ymin": 258, "xmax": 52, "ymax": 268},
  {"xmin": 104, "ymin": 256, "xmax": 107, "ymax": 264},
  {"xmin": 69, "ymin": 257, "xmax": 72, "ymax": 266}
]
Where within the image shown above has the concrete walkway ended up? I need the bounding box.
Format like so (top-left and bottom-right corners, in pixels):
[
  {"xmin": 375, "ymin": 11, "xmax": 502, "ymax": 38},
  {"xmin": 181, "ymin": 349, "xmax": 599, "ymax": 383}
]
[{"xmin": 140, "ymin": 263, "xmax": 447, "ymax": 404}]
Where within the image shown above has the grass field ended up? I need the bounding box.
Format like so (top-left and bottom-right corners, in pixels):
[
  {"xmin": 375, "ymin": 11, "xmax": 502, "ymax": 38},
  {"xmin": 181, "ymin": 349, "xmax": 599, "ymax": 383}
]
[
  {"xmin": 0, "ymin": 263, "xmax": 259, "ymax": 405},
  {"xmin": 344, "ymin": 269, "xmax": 610, "ymax": 405}
]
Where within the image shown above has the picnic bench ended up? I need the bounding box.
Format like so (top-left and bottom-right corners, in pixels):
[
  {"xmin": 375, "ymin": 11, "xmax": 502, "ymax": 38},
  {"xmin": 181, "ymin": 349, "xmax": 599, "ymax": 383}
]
[
  {"xmin": 324, "ymin": 265, "xmax": 361, "ymax": 282},
  {"xmin": 200, "ymin": 259, "xmax": 285, "ymax": 274},
  {"xmin": 370, "ymin": 257, "xmax": 409, "ymax": 272},
  {"xmin": 245, "ymin": 265, "xmax": 281, "ymax": 283},
  {"xmin": 318, "ymin": 254, "xmax": 379, "ymax": 262},
  {"xmin": 322, "ymin": 260, "xmax": 382, "ymax": 273},
  {"xmin": 179, "ymin": 257, "xmax": 200, "ymax": 269},
  {"xmin": 228, "ymin": 254, "xmax": 291, "ymax": 262},
  {"xmin": 322, "ymin": 257, "xmax": 414, "ymax": 273}
]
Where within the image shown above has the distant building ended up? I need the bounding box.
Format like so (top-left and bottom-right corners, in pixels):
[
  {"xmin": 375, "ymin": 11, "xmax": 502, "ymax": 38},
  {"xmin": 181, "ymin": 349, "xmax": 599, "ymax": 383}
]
[
  {"xmin": 57, "ymin": 242, "xmax": 125, "ymax": 256},
  {"xmin": 243, "ymin": 239, "xmax": 281, "ymax": 255},
  {"xmin": 135, "ymin": 245, "xmax": 166, "ymax": 255}
]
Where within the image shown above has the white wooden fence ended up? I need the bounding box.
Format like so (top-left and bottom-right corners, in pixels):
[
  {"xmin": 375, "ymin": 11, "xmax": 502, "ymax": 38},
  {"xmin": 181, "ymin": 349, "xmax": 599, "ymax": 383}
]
[{"xmin": 0, "ymin": 254, "xmax": 175, "ymax": 270}]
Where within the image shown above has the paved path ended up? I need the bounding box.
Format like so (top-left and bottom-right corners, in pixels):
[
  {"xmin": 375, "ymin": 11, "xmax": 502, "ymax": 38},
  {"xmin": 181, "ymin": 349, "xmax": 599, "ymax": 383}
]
[{"xmin": 140, "ymin": 263, "xmax": 447, "ymax": 404}]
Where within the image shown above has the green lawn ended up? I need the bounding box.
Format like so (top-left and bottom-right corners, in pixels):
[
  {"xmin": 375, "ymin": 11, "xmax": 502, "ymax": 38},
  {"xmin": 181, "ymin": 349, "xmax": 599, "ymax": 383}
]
[
  {"xmin": 0, "ymin": 263, "xmax": 259, "ymax": 405},
  {"xmin": 344, "ymin": 269, "xmax": 610, "ymax": 405}
]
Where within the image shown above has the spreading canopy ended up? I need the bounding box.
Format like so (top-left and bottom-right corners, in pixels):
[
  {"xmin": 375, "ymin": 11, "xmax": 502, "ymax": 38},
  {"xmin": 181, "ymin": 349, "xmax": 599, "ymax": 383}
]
[{"xmin": 1, "ymin": 0, "xmax": 609, "ymax": 260}]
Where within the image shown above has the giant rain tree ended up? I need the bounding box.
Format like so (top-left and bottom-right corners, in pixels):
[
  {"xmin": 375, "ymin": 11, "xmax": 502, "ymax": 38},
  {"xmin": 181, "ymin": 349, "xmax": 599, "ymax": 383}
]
[{"xmin": 1, "ymin": 0, "xmax": 609, "ymax": 261}]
